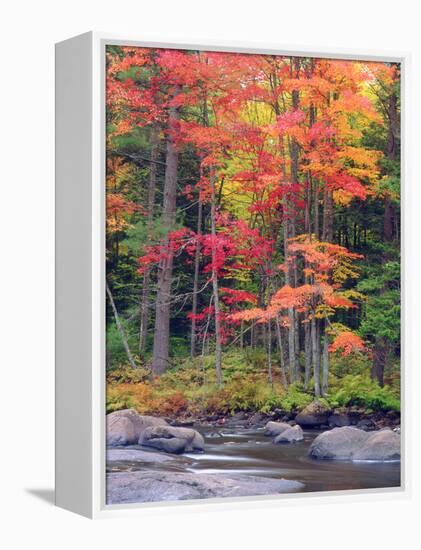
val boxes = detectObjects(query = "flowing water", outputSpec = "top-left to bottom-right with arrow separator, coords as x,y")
108,424 -> 401,494
187,425 -> 401,493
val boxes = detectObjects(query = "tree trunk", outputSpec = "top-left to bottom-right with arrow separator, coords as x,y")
289,58 -> 301,381
139,125 -> 159,355
384,84 -> 399,242
190,197 -> 203,357
107,283 -> 137,369
372,338 -> 386,387
311,316 -> 320,398
267,320 -> 274,387
313,179 -> 319,239
275,316 -> 288,387
322,321 -> 329,396
285,237 -> 296,384
322,186 -> 334,242
210,175 -> 223,386
151,95 -> 179,376
304,320 -> 312,389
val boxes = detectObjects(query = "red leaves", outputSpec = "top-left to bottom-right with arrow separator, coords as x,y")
325,172 -> 367,200
276,109 -> 306,131
220,288 -> 257,305
137,227 -> 195,274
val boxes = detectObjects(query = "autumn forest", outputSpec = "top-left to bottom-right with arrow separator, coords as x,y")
105,47 -> 401,423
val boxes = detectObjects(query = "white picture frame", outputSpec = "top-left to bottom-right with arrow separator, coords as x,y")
55,31 -> 410,518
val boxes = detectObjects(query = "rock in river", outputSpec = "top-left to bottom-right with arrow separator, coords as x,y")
139,425 -> 205,454
274,425 -> 304,444
309,426 -> 400,461
352,429 -> 401,461
106,471 -> 304,504
264,420 -> 291,437
106,409 -> 168,446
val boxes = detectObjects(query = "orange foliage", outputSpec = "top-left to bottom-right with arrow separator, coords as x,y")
329,331 -> 366,356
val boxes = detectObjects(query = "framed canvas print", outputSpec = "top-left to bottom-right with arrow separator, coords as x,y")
55,32 -> 408,518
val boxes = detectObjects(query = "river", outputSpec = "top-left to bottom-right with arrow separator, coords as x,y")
108,423 -> 401,494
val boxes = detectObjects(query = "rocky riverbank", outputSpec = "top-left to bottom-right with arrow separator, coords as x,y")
106,407 -> 401,504
166,401 -> 401,433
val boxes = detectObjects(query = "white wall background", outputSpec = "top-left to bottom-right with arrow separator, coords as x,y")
1,0 -> 419,547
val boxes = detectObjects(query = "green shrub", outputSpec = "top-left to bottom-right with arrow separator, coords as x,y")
329,353 -> 371,377
278,383 -> 314,412
328,374 -> 400,412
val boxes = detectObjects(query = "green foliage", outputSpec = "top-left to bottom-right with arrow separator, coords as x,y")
328,374 -> 400,412
106,323 -> 139,370
329,352 -> 372,377
358,261 -> 400,343
277,383 -> 314,412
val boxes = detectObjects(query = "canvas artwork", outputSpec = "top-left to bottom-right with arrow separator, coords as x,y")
105,46 -> 401,506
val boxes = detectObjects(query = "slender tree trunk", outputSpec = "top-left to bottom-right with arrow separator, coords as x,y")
313,179 -> 319,239
305,172 -> 311,236
384,85 -> 399,242
190,197 -> 203,357
107,283 -> 137,369
311,316 -> 320,398
210,174 -> 223,386
320,182 -> 334,392
294,313 -> 300,381
284,216 -> 296,383
372,337 -> 386,387
304,321 -> 312,389
322,186 -> 334,242
267,320 -> 274,387
151,95 -> 179,376
289,58 -> 301,380
275,316 -> 288,387
322,320 -> 329,396
139,125 -> 159,355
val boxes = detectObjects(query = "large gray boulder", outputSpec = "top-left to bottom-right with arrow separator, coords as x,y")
353,429 -> 400,461
264,421 -> 291,437
106,409 -> 168,446
309,426 -> 400,461
295,400 -> 331,428
139,425 -> 205,454
107,471 -> 304,504
274,425 -> 304,444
